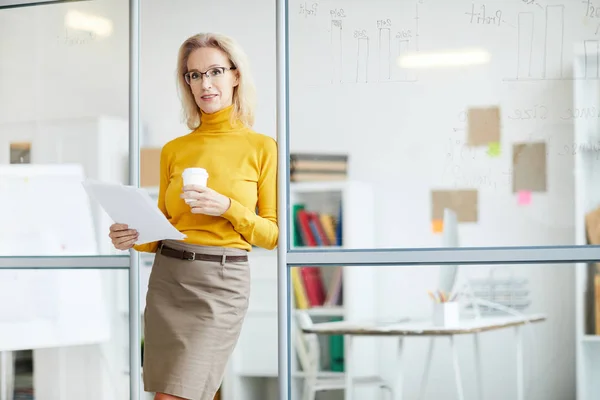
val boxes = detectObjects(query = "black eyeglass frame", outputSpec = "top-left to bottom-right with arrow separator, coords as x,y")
184,66 -> 237,85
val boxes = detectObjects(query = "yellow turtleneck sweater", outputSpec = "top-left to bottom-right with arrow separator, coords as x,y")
133,105 -> 278,253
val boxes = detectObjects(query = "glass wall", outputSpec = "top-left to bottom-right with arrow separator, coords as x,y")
0,1 -> 135,400
0,0 -> 130,257
282,1 -> 600,400
0,262 -> 131,400
286,0 -> 600,250
287,262 -> 577,400
3,0 -> 599,399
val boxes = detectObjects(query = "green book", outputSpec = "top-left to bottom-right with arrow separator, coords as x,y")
329,317 -> 344,372
292,204 -> 305,247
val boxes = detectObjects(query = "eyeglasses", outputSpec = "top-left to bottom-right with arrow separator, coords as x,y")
184,66 -> 236,85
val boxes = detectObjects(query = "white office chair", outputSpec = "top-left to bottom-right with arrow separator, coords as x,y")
293,310 -> 393,400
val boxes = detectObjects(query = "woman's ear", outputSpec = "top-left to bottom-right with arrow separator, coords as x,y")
233,69 -> 240,87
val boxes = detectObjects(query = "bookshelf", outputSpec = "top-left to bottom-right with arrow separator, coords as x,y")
288,180 -> 379,400
574,47 -> 600,400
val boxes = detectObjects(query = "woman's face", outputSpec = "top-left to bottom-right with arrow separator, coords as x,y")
185,47 -> 239,114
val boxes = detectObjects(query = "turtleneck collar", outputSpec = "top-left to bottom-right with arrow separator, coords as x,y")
196,105 -> 242,133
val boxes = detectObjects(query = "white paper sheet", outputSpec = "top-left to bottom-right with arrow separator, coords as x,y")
82,179 -> 186,244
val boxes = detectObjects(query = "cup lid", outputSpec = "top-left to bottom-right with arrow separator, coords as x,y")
183,167 -> 208,175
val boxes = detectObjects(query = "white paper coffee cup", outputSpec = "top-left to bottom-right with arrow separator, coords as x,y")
182,168 -> 208,204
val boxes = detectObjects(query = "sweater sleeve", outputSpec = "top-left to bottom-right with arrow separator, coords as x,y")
133,145 -> 170,253
221,137 -> 279,250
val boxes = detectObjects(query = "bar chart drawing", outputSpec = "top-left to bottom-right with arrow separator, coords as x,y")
330,19 -> 343,84
318,6 -> 420,85
396,38 -> 416,82
542,5 -> 564,79
584,40 -> 600,78
356,36 -> 369,83
516,12 -> 534,79
378,27 -> 391,81
509,5 -> 566,81
415,3 -> 420,52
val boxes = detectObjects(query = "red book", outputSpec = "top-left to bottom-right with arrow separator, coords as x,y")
300,267 -> 326,306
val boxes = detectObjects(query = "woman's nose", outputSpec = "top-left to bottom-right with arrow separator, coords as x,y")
201,77 -> 212,89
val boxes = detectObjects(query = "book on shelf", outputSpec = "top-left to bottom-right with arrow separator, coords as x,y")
290,153 -> 348,182
291,204 -> 343,310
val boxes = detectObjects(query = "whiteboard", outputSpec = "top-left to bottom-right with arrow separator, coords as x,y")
0,164 -> 97,255
289,0 -> 595,248
0,164 -> 110,351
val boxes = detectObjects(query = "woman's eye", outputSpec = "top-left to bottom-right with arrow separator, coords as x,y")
190,72 -> 200,80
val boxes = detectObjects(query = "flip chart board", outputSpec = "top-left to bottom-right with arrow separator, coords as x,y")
0,164 -> 110,351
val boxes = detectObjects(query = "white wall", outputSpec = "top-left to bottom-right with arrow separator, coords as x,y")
0,0 -> 581,399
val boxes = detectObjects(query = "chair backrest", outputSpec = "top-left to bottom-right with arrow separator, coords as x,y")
294,310 -> 321,377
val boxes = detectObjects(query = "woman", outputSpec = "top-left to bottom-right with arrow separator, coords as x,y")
108,32 -> 278,400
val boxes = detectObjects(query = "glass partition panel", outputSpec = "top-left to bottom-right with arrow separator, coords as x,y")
0,265 -> 130,400
288,0 -> 600,250
0,0 -> 130,256
286,262 -> 580,400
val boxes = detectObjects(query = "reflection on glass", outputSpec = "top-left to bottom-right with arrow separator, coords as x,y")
284,263 -> 577,400
288,0 -> 600,249
0,268 -> 129,400
0,0 -> 129,256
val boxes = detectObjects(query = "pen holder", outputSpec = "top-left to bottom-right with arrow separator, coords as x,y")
432,302 -> 460,327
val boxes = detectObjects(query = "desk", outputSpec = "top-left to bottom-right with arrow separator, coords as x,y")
302,313 -> 546,400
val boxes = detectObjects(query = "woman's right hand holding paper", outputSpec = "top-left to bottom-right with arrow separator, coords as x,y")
109,223 -> 139,250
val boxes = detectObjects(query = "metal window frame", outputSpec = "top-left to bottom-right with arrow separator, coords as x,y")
286,246 -> 600,266
0,0 -> 90,10
129,1 -> 141,399
273,0 -> 600,399
0,256 -> 130,269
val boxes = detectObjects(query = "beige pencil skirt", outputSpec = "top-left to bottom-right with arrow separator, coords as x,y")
143,239 -> 251,400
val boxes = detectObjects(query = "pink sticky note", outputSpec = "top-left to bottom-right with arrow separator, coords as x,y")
517,190 -> 532,205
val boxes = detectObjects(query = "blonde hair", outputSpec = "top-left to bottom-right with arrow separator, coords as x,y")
176,32 -> 256,130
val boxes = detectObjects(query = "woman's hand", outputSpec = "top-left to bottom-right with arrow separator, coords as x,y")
109,223 -> 138,250
181,185 -> 231,216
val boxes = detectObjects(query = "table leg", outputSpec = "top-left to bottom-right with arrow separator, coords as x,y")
516,325 -> 524,400
0,352 -> 6,400
449,336 -> 464,400
474,333 -> 484,399
345,335 -> 353,400
417,338 -> 435,400
393,338 -> 404,400
0,351 -> 13,400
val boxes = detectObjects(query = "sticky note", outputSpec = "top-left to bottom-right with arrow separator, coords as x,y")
431,189 -> 478,223
517,190 -> 532,205
512,142 -> 547,193
487,141 -> 501,157
432,219 -> 444,233
467,106 -> 501,146
10,142 -> 31,164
